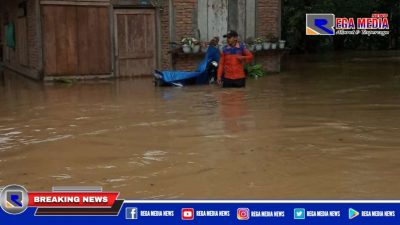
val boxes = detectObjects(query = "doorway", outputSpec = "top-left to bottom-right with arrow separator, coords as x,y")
114,9 -> 156,77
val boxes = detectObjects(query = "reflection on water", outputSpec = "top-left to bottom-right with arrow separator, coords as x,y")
0,51 -> 400,199
218,90 -> 249,133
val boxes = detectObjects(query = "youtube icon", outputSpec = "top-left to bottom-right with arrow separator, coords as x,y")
181,208 -> 194,220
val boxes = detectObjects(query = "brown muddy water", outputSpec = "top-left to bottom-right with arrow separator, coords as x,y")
0,51 -> 400,199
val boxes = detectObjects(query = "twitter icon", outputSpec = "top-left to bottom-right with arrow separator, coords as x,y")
294,208 -> 306,219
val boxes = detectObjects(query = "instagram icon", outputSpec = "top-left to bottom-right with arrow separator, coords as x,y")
237,208 -> 250,220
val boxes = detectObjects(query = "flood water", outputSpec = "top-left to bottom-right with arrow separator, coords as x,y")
0,51 -> 400,199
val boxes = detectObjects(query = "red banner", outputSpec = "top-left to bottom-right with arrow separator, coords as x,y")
28,192 -> 119,207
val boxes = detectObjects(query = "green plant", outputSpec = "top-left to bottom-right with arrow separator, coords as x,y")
244,64 -> 267,78
181,37 -> 199,46
54,77 -> 76,84
254,37 -> 264,44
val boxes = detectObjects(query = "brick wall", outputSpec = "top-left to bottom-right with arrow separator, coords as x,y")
27,0 -> 40,71
173,0 -> 196,41
174,55 -> 201,71
161,0 -> 199,71
254,52 -> 281,72
257,0 -> 280,38
257,0 -> 281,72
173,53 -> 204,71
0,0 -> 41,79
160,0 -> 170,69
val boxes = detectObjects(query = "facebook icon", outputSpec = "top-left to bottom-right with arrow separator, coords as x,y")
125,207 -> 139,220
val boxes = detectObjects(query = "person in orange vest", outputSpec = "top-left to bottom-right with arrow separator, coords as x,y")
217,30 -> 253,88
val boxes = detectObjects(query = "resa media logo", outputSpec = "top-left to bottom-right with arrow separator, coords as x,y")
306,14 -> 335,35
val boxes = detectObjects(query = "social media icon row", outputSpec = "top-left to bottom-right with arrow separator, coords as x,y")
293,208 -> 360,220
125,208 -> 197,220
126,207 -> 249,220
127,207 -> 359,221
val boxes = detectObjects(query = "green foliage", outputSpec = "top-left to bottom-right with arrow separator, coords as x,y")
54,78 -> 76,84
245,64 -> 267,78
254,37 -> 264,44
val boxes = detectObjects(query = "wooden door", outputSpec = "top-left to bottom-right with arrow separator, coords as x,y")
114,9 -> 156,77
42,5 -> 78,76
198,0 -> 228,41
197,0 -> 256,42
42,5 -> 111,76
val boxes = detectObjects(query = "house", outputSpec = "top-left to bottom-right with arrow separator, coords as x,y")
0,0 -> 283,81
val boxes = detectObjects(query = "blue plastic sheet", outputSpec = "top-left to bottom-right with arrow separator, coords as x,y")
157,46 -> 220,84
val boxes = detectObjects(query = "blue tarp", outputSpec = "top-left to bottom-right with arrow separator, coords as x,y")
157,46 -> 220,84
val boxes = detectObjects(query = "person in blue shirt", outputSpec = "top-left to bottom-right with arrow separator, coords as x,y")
207,37 -> 220,62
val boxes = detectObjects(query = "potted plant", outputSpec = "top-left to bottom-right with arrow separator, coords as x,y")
270,36 -> 278,49
191,38 -> 201,53
254,37 -> 264,51
263,34 -> 273,50
181,37 -> 192,53
245,37 -> 255,52
279,40 -> 286,49
244,64 -> 266,79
